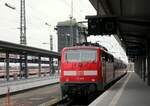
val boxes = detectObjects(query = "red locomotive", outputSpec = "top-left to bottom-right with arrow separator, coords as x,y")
60,43 -> 127,97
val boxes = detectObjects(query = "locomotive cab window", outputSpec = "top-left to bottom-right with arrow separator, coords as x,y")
64,49 -> 97,62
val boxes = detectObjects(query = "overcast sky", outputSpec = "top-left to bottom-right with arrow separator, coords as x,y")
0,0 -> 128,63
0,0 -> 95,49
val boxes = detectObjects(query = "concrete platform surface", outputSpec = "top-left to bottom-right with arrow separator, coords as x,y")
89,72 -> 150,106
0,76 -> 59,95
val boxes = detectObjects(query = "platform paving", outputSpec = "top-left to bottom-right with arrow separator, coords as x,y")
89,72 -> 150,106
0,75 -> 59,95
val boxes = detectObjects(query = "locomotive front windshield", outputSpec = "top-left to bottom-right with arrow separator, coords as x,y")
64,49 -> 97,62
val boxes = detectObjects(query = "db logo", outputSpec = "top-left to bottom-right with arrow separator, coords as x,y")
77,71 -> 84,76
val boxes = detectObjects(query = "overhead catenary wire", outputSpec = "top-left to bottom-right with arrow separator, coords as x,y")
61,0 -> 85,20
2,0 -> 47,29
1,0 -> 85,29
0,0 -> 87,33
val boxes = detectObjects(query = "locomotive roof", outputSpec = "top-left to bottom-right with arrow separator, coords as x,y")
63,46 -> 106,51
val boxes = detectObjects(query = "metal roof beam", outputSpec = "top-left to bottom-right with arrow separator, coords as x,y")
118,17 -> 150,26
0,40 -> 60,58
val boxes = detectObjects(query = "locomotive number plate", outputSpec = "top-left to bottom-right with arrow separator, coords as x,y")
77,71 -> 84,76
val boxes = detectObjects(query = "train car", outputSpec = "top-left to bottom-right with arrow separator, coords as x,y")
0,66 -> 50,78
60,43 -> 127,97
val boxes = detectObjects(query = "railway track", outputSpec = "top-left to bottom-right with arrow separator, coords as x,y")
51,96 -> 73,106
52,93 -> 100,106
52,74 -> 127,106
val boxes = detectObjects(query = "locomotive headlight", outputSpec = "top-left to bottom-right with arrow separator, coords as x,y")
91,79 -> 96,82
65,79 -> 69,82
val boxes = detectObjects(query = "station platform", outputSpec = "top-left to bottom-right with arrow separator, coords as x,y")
89,72 -> 150,106
0,75 -> 59,96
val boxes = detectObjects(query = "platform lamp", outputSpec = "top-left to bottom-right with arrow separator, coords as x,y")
44,22 -> 54,75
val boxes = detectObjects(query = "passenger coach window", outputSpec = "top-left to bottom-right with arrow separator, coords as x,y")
64,49 -> 97,62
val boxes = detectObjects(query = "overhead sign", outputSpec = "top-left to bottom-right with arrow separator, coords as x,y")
126,47 -> 145,56
86,16 -> 117,35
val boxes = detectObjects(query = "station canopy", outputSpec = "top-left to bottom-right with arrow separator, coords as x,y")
89,0 -> 150,59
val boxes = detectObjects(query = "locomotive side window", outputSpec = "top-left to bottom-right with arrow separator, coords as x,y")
101,51 -> 109,62
101,51 -> 106,62
105,53 -> 109,62
64,49 -> 97,62
101,51 -> 114,63
110,55 -> 114,62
